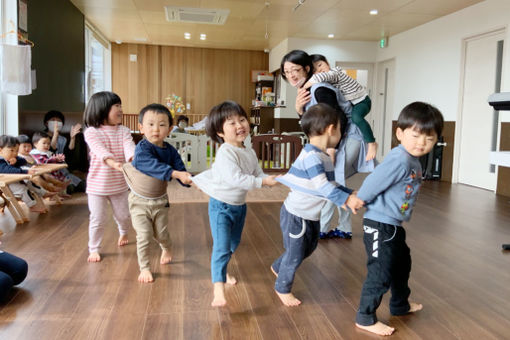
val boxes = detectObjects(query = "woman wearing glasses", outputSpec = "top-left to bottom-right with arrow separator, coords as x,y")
280,49 -> 375,240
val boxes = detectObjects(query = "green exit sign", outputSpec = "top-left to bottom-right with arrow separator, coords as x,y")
380,36 -> 388,48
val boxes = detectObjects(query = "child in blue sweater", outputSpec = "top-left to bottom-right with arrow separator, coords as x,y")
355,102 -> 444,336
122,103 -> 192,283
273,103 -> 364,306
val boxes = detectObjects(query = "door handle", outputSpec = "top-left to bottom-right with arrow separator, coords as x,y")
437,142 -> 447,146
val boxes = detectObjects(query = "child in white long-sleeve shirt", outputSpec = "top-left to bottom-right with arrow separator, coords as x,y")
192,101 -> 278,307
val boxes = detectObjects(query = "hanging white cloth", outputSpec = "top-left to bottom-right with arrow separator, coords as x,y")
0,44 -> 32,95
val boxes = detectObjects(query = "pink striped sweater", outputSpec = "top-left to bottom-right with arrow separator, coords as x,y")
84,125 -> 135,196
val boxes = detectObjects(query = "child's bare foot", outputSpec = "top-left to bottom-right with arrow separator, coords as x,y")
276,291 -> 301,307
409,302 -> 423,312
356,321 -> 395,336
138,269 -> 154,283
88,252 -> 101,262
366,142 -> 378,161
211,282 -> 227,307
270,266 -> 278,277
29,205 -> 47,213
118,235 -> 129,246
226,273 -> 237,285
43,191 -> 58,198
160,249 -> 172,264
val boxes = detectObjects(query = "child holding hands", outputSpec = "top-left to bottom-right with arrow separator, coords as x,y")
273,103 -> 364,306
83,91 -> 135,263
122,104 -> 192,283
355,102 -> 443,336
192,101 -> 278,307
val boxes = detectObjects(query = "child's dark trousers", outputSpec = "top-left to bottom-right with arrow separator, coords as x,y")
356,218 -> 411,326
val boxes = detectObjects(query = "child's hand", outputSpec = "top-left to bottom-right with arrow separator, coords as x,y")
55,154 -> 66,162
105,158 -> 123,172
27,168 -> 37,175
303,79 -> 315,89
262,175 -> 279,187
342,193 -> 364,214
8,157 -> 16,165
172,170 -> 192,185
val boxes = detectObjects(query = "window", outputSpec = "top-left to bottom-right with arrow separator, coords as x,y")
85,22 -> 111,103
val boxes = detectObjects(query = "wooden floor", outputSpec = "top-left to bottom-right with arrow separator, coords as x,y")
0,181 -> 510,339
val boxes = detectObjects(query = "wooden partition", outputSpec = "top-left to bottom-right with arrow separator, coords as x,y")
112,44 -> 268,117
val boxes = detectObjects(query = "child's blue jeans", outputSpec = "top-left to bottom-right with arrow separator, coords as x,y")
208,197 -> 247,283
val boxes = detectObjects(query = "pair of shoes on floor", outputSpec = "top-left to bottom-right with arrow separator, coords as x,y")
319,229 -> 340,239
333,229 -> 352,239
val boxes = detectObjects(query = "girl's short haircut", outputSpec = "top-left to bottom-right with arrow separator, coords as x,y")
44,110 -> 65,126
206,101 -> 248,144
301,103 -> 340,137
310,54 -> 329,66
0,135 -> 20,148
17,134 -> 31,144
32,131 -> 50,145
83,91 -> 122,128
138,103 -> 173,126
397,101 -> 444,137
280,49 -> 314,82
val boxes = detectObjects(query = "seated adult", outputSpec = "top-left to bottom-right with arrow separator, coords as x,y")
43,110 -> 88,193
0,247 -> 28,303
171,115 -> 190,133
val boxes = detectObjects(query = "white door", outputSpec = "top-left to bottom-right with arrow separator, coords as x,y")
458,30 -> 505,190
374,59 -> 395,159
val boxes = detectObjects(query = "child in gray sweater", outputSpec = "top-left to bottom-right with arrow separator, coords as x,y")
355,101 -> 444,336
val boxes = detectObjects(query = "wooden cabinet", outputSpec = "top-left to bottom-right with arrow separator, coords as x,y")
250,106 -> 275,134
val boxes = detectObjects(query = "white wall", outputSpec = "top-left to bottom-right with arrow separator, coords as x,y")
376,0 -> 510,121
269,38 -> 377,118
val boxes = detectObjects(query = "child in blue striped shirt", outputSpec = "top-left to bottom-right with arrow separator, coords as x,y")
273,103 -> 364,306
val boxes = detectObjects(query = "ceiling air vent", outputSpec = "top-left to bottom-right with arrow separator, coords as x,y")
165,7 -> 230,25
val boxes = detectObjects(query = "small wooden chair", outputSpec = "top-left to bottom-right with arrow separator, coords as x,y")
251,134 -> 302,173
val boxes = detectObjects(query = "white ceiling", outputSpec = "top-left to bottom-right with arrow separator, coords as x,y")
70,0 -> 484,51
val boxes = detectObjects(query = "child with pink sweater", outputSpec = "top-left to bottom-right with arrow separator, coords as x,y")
83,91 -> 135,262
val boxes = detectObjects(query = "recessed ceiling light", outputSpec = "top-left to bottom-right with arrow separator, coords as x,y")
369,9 -> 378,15
200,33 -> 206,40
115,40 -> 122,44
328,34 -> 334,38
134,37 -> 147,42
184,32 -> 191,39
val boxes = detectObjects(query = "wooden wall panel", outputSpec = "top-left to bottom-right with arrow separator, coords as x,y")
112,44 -> 161,116
112,44 -> 268,117
496,122 -> 510,197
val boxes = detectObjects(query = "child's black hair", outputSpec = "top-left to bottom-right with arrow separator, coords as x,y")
83,91 -> 122,128
206,101 -> 249,144
32,131 -> 50,145
44,110 -> 65,126
280,50 -> 314,83
17,134 -> 31,144
0,135 -> 20,148
310,54 -> 329,66
397,101 -> 444,137
138,103 -> 173,126
301,103 -> 340,138
176,115 -> 189,124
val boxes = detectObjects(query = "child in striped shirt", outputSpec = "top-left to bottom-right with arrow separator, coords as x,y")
304,54 -> 377,161
83,91 -> 136,263
273,103 -> 364,307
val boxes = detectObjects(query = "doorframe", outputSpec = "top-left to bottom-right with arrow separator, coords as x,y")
335,61 -> 376,97
453,27 -> 506,184
374,58 -> 396,159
